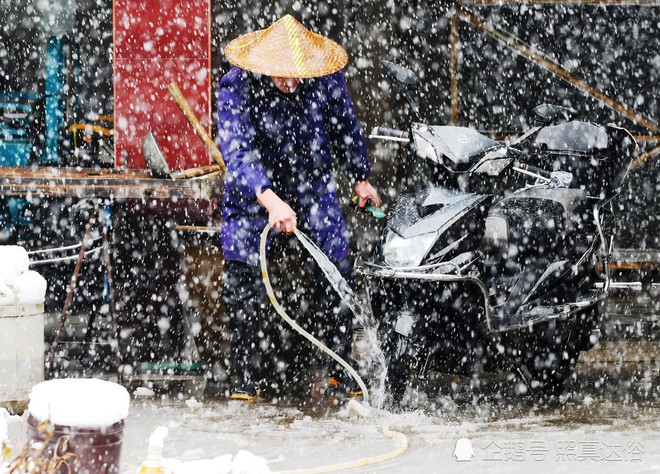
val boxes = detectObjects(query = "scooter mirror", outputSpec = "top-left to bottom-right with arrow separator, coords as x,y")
381,60 -> 423,120
381,60 -> 419,91
532,104 -> 576,125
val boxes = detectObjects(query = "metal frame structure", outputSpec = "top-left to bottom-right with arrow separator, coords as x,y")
449,0 -> 659,271
449,0 -> 660,167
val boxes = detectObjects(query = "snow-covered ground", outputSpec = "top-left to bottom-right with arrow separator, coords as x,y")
113,354 -> 660,474
4,354 -> 659,473
118,392 -> 660,473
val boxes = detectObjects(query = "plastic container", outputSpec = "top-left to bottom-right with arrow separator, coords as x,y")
27,379 -> 130,474
0,247 -> 46,413
0,309 -> 44,412
27,415 -> 125,474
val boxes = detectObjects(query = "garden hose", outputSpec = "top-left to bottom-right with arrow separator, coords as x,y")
277,428 -> 408,474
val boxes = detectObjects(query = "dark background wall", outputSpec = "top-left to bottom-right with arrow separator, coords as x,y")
1,0 -> 658,250
0,0 -> 113,115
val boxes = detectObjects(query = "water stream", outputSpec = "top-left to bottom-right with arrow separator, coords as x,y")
294,229 -> 388,408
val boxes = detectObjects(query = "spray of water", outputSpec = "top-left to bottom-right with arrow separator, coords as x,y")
294,230 -> 388,408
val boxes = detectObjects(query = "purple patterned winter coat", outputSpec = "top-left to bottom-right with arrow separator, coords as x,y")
216,67 -> 371,266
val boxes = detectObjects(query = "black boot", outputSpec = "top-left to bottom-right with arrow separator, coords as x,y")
223,260 -> 263,402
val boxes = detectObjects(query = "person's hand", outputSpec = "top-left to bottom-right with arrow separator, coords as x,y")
354,180 -> 381,208
257,189 -> 297,234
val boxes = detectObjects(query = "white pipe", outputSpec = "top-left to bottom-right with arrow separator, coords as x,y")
277,428 -> 408,474
259,225 -> 413,473
26,237 -> 102,255
30,247 -> 101,265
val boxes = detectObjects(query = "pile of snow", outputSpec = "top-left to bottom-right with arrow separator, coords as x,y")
141,425 -> 272,474
0,246 -> 46,307
344,399 -> 371,418
184,397 -> 202,409
166,450 -> 271,474
133,386 -> 156,397
147,426 -> 169,452
28,379 -> 130,428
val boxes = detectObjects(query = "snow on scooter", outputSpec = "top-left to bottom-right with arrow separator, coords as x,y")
358,60 -> 637,404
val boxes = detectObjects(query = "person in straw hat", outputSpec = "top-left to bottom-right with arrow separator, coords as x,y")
217,14 -> 380,401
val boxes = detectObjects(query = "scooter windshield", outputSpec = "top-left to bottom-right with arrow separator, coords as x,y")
388,187 -> 485,238
412,124 -> 499,171
535,121 -> 609,153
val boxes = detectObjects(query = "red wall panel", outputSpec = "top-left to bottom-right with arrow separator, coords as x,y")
113,0 -> 211,170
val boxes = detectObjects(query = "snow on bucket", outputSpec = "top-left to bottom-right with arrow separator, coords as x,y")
0,245 -> 47,414
25,379 -> 130,474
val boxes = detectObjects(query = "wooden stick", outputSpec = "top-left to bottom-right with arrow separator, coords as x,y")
176,225 -> 222,232
172,164 -> 222,179
166,82 -> 227,173
99,207 -> 123,383
459,9 -> 659,133
189,170 -> 222,180
630,144 -> 660,170
184,164 -> 221,178
46,216 -> 94,378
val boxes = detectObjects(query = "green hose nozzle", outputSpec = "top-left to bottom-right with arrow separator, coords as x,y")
351,196 -> 385,219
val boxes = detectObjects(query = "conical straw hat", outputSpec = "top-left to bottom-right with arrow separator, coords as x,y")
224,15 -> 348,78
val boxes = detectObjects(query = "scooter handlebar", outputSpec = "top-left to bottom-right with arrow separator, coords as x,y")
515,162 -> 553,180
370,126 -> 410,140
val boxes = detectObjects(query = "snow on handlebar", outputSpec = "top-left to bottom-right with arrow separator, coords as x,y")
513,164 -> 574,188
513,162 -> 553,181
369,126 -> 410,142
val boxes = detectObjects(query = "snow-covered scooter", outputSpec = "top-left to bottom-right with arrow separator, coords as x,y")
358,60 -> 637,403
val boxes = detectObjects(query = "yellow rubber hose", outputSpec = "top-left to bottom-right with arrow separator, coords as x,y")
277,429 -> 408,474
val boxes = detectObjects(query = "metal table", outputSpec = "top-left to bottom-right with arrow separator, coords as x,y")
0,166 -> 219,200
0,166 -> 221,382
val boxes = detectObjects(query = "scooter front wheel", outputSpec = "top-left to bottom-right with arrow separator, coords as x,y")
385,333 -> 414,406
524,309 -> 598,397
526,349 -> 580,397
